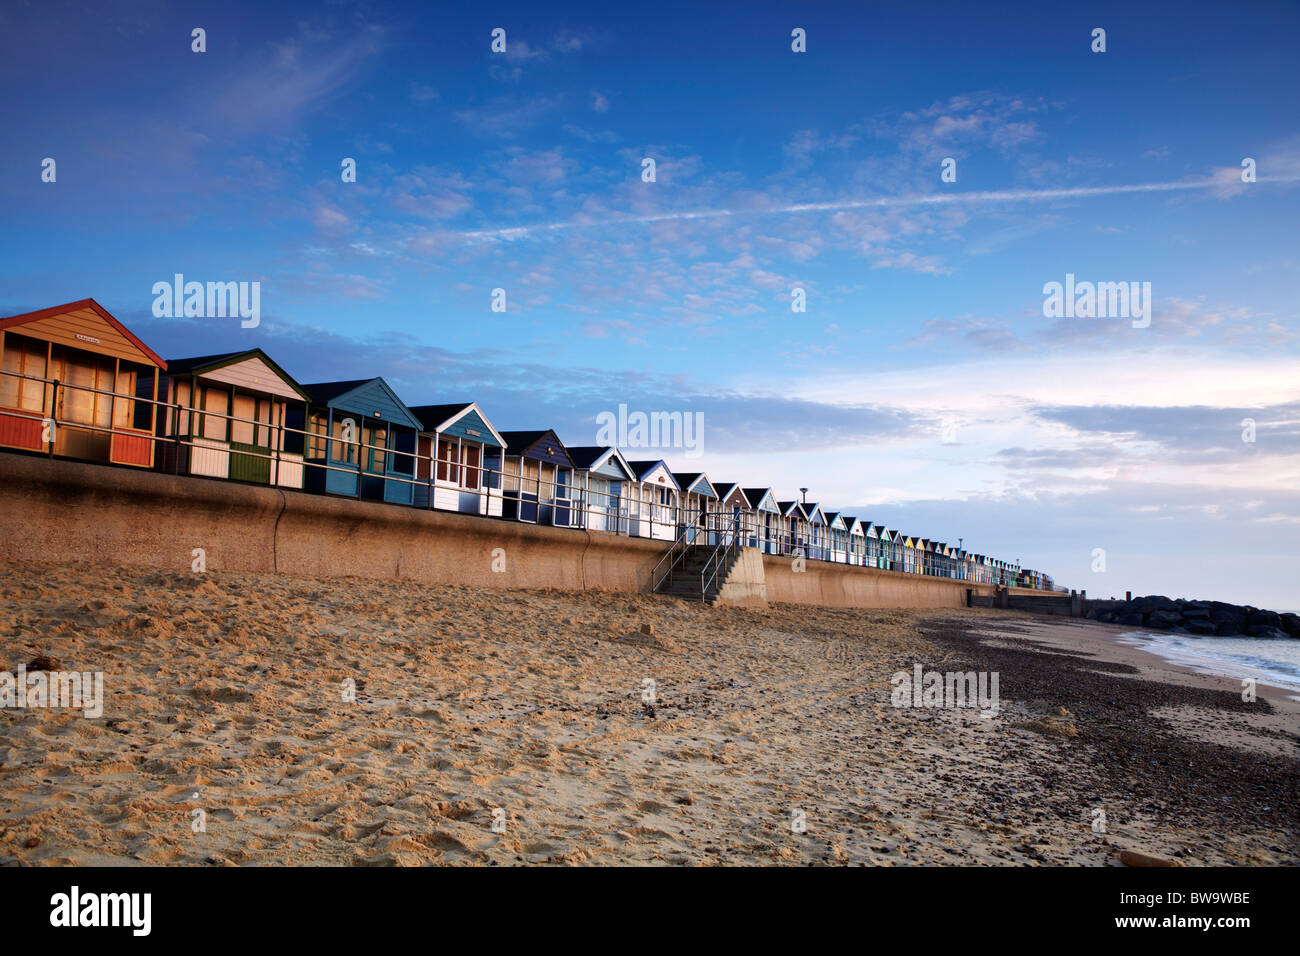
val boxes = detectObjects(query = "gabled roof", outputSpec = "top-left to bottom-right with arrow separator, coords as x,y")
566,445 -> 636,481
803,502 -> 825,524
165,348 -> 310,400
824,511 -> 846,530
742,487 -> 779,511
779,500 -> 801,517
1,297 -> 167,369
842,516 -> 863,535
501,429 -> 570,460
672,472 -> 717,498
408,402 -> 474,428
626,459 -> 681,489
717,482 -> 751,508
301,378 -> 424,430
408,402 -> 505,448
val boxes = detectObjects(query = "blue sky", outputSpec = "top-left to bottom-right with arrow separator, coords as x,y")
2,0 -> 1298,607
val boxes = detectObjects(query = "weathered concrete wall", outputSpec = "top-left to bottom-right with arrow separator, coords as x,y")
763,554 -> 978,609
715,547 -> 768,607
0,452 -> 662,592
0,453 -> 1048,609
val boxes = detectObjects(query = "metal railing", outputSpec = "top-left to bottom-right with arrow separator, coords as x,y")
650,525 -> 694,592
699,514 -> 744,600
0,367 -> 1053,590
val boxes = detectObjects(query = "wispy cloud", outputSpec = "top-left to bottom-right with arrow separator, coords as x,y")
449,174 -> 1300,243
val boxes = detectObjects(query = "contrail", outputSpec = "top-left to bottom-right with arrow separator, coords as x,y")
452,174 -> 1298,242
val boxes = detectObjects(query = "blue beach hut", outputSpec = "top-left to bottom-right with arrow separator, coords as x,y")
493,430 -> 576,526
297,378 -> 422,505
408,402 -> 505,516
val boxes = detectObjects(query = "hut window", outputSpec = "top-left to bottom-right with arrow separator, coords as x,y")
308,413 -> 330,458
201,386 -> 229,440
59,353 -> 114,427
112,367 -> 137,430
436,438 -> 458,483
364,424 -> 387,472
230,393 -> 257,445
503,457 -> 520,492
330,418 -> 358,464
463,444 -> 480,490
256,398 -> 273,447
1,335 -> 48,413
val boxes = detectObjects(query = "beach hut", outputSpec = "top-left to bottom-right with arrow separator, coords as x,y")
0,299 -> 165,467
493,430 -> 576,527
903,535 -> 918,574
876,527 -> 892,569
712,481 -> 753,546
824,512 -> 849,564
843,517 -> 865,565
778,501 -> 806,557
159,349 -> 310,487
672,472 -> 718,544
742,488 -> 782,553
567,445 -> 636,534
809,504 -> 829,561
625,460 -> 681,540
408,403 -> 505,517
297,379 -> 422,505
864,522 -> 881,567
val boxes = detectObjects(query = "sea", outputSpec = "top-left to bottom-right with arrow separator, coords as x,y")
1117,628 -> 1300,701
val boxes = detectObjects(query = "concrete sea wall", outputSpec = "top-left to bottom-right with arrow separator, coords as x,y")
0,453 -> 1041,610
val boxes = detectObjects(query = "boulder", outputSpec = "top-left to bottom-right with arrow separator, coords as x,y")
1281,613 -> 1300,638
1117,612 -> 1144,626
1208,601 -> 1247,623
1214,621 -> 1239,637
1184,620 -> 1217,636
1245,625 -> 1289,640
1247,609 -> 1283,629
1146,609 -> 1182,630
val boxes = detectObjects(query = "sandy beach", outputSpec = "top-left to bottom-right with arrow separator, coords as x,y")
1,561 -> 1295,866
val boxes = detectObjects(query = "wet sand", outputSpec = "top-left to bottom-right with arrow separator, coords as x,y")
0,562 -> 1295,865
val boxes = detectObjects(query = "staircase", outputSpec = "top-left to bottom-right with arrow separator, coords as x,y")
654,543 -> 743,604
